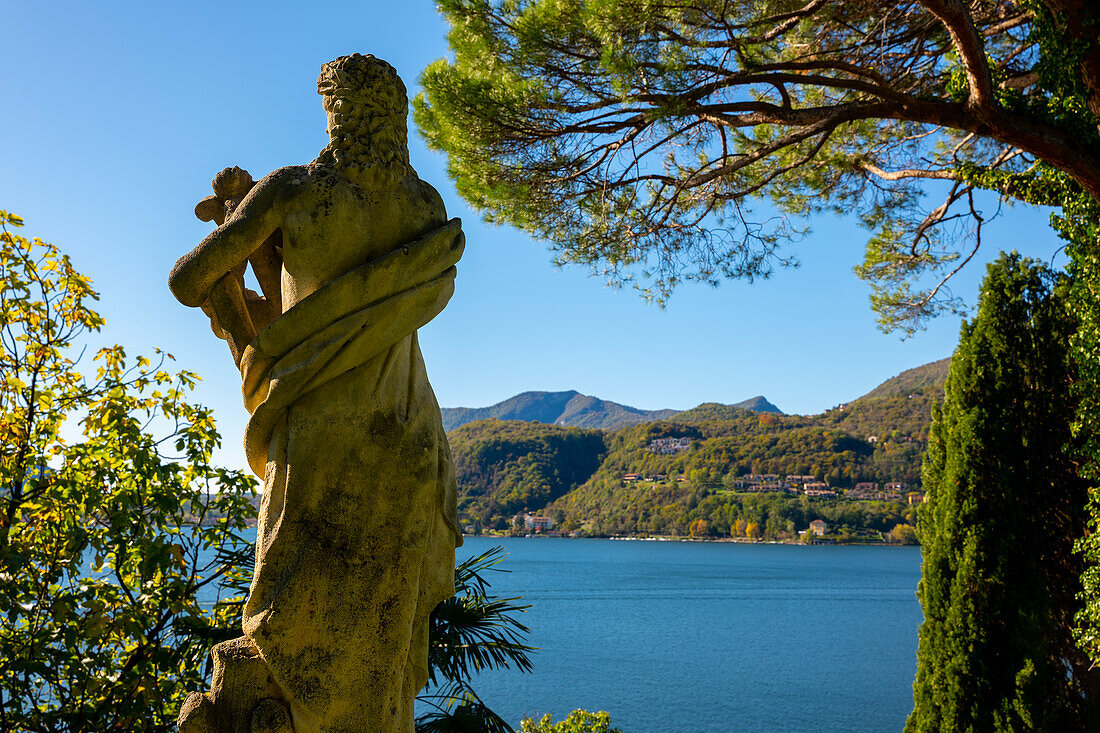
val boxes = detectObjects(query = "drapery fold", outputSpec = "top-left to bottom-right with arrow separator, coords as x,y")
233,219 -> 464,731
239,218 -> 464,537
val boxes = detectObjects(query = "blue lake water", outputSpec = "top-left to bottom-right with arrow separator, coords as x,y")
214,533 -> 922,731
446,537 -> 923,733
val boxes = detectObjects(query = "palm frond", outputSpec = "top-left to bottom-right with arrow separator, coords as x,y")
417,546 -> 536,733
416,680 -> 514,733
426,546 -> 536,686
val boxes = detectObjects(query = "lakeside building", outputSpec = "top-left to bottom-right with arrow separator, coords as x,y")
809,519 -> 828,536
513,513 -> 555,532
615,468 -> 915,502
846,485 -> 910,501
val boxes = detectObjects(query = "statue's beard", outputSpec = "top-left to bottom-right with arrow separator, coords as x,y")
318,116 -> 413,188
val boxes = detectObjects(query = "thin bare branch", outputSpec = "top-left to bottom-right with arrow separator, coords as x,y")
861,163 -> 962,181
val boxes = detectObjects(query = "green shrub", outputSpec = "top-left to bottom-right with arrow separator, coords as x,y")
521,710 -> 622,733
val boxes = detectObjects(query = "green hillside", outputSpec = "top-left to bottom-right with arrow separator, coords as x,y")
551,477 -> 916,541
448,419 -> 607,527
546,401 -> 922,538
448,360 -> 947,539
852,357 -> 950,402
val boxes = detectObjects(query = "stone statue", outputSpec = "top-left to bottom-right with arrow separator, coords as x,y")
169,54 -> 464,733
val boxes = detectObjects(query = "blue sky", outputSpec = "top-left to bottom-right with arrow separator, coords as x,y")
2,1 -> 1065,471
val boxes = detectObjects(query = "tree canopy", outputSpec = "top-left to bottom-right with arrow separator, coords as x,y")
416,0 -> 1100,330
0,210 -> 257,731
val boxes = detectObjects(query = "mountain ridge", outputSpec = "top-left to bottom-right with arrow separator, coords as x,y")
441,357 -> 948,433
441,390 -> 781,431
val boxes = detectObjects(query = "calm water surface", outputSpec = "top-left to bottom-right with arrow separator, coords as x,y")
448,537 -> 922,733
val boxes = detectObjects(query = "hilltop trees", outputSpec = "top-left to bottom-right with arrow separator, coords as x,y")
449,420 -> 607,528
908,253 -> 1098,731
0,210 -> 257,731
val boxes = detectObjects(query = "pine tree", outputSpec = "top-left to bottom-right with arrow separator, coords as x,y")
907,253 -> 1098,732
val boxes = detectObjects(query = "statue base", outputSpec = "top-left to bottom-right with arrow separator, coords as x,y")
178,637 -> 292,733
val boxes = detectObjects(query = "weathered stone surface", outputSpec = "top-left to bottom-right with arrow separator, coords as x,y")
169,54 -> 462,733
178,692 -> 214,733
178,637 -> 290,733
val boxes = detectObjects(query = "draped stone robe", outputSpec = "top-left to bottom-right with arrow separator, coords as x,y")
236,220 -> 464,732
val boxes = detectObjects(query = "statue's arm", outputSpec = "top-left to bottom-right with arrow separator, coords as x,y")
170,169 -> 296,307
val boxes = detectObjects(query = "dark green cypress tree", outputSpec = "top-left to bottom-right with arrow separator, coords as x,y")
906,252 -> 1098,732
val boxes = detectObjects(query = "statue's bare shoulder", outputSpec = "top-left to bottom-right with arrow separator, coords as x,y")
173,53 -> 465,733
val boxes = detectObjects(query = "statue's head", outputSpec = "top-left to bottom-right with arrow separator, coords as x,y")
315,54 -> 413,188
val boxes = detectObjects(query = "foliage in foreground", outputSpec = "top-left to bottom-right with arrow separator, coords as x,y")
0,210 -> 257,732
0,210 -> 540,732
907,253 -> 1098,731
520,711 -> 622,733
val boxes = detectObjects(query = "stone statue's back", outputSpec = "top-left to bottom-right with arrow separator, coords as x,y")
171,54 -> 463,733
260,164 -> 447,310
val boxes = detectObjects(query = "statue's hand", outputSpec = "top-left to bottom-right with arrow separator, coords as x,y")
198,260 -> 258,367
200,298 -> 229,340
244,288 -> 279,334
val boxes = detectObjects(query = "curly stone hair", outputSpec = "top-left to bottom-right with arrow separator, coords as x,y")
314,54 -> 414,188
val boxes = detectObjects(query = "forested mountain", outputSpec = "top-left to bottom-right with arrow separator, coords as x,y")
852,358 -> 950,402
448,420 -> 607,522
441,390 -> 782,431
726,395 -> 781,413
448,360 -> 946,539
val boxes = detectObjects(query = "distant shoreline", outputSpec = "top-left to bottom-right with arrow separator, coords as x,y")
466,533 -> 919,547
